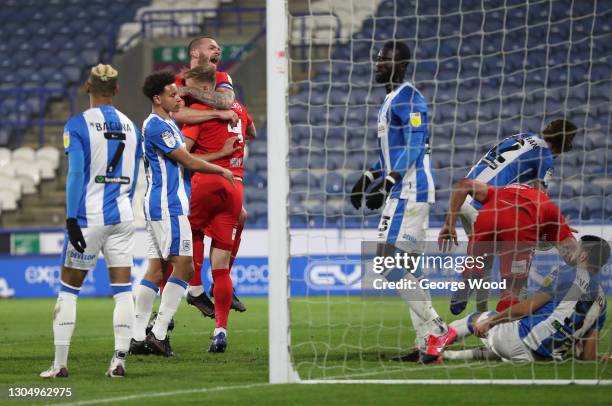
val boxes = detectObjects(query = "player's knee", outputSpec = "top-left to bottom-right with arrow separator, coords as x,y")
60,266 -> 87,288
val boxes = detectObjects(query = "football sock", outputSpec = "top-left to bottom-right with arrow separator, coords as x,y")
111,284 -> 134,352
449,313 -> 476,340
189,232 -> 205,294
152,277 -> 187,340
53,282 -> 80,369
212,268 -> 232,329
133,279 -> 158,342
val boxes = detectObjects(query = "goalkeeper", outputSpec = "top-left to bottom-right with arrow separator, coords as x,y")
350,41 -> 454,362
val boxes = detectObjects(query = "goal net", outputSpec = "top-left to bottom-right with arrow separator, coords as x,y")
267,0 -> 612,383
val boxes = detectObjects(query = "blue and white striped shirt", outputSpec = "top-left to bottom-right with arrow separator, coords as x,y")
519,265 -> 606,360
63,106 -> 141,227
142,113 -> 191,221
374,81 -> 434,202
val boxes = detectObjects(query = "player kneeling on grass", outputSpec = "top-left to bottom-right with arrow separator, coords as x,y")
130,71 -> 235,357
443,235 -> 609,363
41,64 -> 142,378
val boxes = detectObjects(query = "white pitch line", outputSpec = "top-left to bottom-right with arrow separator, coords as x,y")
51,382 -> 269,406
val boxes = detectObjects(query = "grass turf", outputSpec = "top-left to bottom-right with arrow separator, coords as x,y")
1,297 -> 611,405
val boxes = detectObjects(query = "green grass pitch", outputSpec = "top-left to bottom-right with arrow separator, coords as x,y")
1,297 -> 612,405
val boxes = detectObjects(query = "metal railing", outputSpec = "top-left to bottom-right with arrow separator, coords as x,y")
0,87 -> 78,147
118,7 -> 266,52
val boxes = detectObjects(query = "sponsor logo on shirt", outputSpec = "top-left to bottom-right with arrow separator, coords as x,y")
161,131 -> 176,148
230,157 -> 242,168
95,176 -> 131,184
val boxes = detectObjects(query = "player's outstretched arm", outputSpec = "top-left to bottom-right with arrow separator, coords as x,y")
168,147 -> 235,185
474,292 -> 551,337
174,106 -> 238,126
438,178 -> 489,250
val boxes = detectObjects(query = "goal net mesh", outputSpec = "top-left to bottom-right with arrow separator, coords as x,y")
284,0 -> 611,381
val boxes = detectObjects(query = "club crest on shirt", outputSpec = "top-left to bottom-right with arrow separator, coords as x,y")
410,112 -> 422,127
161,131 -> 176,148
63,131 -> 70,149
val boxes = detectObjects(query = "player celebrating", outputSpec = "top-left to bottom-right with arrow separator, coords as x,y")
167,35 -> 248,315
40,64 -> 141,378
438,179 -> 578,315
180,64 -> 253,352
443,235 -> 609,363
453,120 -> 577,314
130,71 -> 234,357
350,41 -> 455,362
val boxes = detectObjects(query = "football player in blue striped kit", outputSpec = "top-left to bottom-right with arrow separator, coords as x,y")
130,71 -> 234,357
443,235 -> 609,363
41,64 -> 142,378
350,41 -> 455,362
452,119 -> 577,315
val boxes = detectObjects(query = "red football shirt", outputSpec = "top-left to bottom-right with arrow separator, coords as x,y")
182,101 -> 251,178
482,184 -> 573,242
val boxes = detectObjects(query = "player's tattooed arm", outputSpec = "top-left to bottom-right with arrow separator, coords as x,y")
174,107 -> 237,126
178,86 -> 234,110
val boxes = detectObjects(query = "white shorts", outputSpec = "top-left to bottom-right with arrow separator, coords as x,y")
62,221 -> 135,270
377,199 -> 429,245
146,215 -> 193,260
459,200 -> 479,236
478,312 -> 534,362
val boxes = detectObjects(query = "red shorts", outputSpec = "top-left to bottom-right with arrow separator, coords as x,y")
466,200 -> 537,280
189,174 -> 243,251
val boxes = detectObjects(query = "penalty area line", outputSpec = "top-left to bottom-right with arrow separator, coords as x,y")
50,382 -> 270,406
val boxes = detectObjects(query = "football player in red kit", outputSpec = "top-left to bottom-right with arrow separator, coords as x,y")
180,64 -> 254,352
438,179 -> 577,312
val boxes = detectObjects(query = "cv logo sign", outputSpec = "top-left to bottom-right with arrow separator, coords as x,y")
304,261 -> 362,291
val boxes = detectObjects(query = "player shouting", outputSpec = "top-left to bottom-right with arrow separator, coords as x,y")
180,64 -> 254,352
350,41 -> 455,362
162,35 -> 248,316
454,119 -> 578,314
438,179 -> 578,315
130,71 -> 234,357
41,64 -> 141,378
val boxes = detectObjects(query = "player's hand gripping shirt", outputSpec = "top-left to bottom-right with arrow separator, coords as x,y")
467,132 -> 554,187
182,101 -> 251,178
374,82 -> 434,202
63,105 -> 142,227
142,113 -> 191,220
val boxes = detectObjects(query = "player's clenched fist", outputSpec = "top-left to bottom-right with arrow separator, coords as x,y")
66,218 -> 86,253
365,175 -> 396,210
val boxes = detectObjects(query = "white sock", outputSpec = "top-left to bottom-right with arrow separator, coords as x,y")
188,284 -> 204,296
53,283 -> 80,368
393,272 -> 447,335
214,327 -> 227,337
152,277 -> 187,340
111,286 -> 134,352
133,280 -> 158,342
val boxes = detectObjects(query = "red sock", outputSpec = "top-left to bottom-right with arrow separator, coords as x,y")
189,231 -> 205,287
212,268 -> 232,328
229,222 -> 244,270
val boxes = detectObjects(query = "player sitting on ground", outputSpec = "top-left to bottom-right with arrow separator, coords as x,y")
453,119 -> 578,314
443,235 -> 609,363
130,71 -> 234,357
439,179 -> 577,314
40,64 -> 141,378
180,64 -> 253,352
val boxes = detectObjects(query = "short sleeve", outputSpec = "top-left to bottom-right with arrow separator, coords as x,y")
480,185 -> 497,205
182,124 -> 200,143
147,120 -> 181,155
537,150 -> 554,187
63,116 -> 85,155
541,200 -> 574,242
